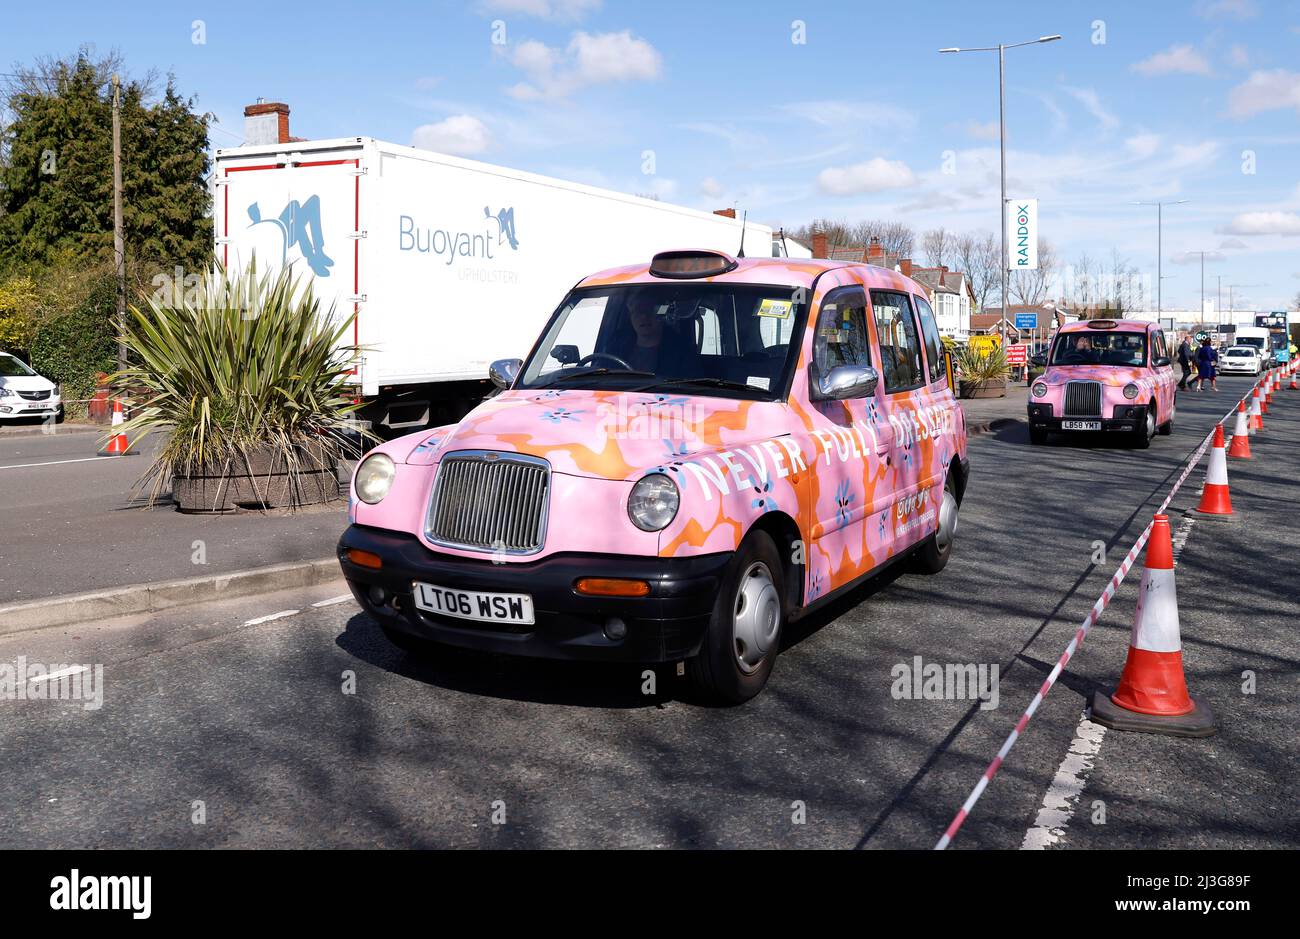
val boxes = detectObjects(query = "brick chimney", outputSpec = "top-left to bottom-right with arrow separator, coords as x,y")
244,100 -> 291,145
713,208 -> 736,219
867,235 -> 883,261
811,230 -> 828,258
900,258 -> 912,278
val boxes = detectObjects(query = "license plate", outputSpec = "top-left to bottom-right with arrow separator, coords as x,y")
1062,420 -> 1101,431
413,581 -> 534,625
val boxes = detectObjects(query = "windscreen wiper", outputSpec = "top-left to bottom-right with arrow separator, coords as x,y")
538,367 -> 656,386
631,376 -> 765,394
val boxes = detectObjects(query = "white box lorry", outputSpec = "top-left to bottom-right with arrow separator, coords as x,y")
212,137 -> 772,435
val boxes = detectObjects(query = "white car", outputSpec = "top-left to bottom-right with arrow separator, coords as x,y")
0,352 -> 63,422
1219,345 -> 1262,376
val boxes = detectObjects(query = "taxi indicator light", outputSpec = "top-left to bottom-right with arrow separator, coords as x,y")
575,577 -> 651,598
346,548 -> 384,570
1086,319 -> 1119,329
649,250 -> 738,279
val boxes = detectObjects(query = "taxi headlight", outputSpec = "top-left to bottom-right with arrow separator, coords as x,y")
1032,382 -> 1048,398
628,474 -> 679,532
354,453 -> 396,504
1122,383 -> 1140,399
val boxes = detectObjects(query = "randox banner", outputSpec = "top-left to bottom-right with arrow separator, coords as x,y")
1007,199 -> 1038,271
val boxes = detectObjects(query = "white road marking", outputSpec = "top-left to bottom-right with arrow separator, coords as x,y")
311,594 -> 354,608
1021,714 -> 1107,849
28,665 -> 89,685
0,456 -> 116,471
1021,514 -> 1198,849
241,609 -> 299,627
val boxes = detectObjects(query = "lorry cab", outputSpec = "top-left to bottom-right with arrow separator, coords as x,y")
338,249 -> 970,703
1027,319 -> 1176,448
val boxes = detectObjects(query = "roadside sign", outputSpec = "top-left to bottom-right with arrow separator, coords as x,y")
1015,313 -> 1038,330
1006,343 -> 1028,365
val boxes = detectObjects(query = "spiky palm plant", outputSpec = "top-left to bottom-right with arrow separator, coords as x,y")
112,262 -> 369,508
954,343 -> 1010,396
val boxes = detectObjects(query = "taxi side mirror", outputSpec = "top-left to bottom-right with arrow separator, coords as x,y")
814,364 -> 879,400
1154,355 -> 1171,367
489,358 -> 522,389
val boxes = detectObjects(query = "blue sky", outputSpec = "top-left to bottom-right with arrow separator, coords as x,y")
7,0 -> 1300,310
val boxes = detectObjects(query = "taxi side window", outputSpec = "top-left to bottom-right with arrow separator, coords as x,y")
812,288 -> 871,374
870,290 -> 924,392
1152,330 -> 1168,364
913,295 -> 945,385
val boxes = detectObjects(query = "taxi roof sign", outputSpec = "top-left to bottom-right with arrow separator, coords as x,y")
649,250 -> 738,279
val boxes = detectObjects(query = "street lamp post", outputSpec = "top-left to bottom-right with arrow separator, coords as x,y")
941,34 -> 1061,349
1132,200 -> 1188,318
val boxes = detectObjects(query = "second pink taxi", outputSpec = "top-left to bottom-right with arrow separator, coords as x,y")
338,249 -> 969,703
1027,318 -> 1177,448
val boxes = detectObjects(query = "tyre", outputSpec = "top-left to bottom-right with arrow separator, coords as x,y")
910,475 -> 960,575
1029,426 -> 1048,445
1132,405 -> 1156,449
686,530 -> 785,705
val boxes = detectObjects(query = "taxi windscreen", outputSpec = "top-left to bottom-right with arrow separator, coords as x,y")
1050,331 -> 1147,367
517,284 -> 806,399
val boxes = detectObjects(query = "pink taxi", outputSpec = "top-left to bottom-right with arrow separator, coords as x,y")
338,249 -> 970,703
1027,319 -> 1177,448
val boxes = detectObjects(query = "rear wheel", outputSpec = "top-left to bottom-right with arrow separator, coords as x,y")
686,530 -> 785,705
910,475 -> 960,574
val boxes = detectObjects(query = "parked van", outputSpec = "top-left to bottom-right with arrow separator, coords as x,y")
338,250 -> 970,702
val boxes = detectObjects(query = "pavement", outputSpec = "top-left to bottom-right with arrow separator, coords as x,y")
958,382 -> 1032,434
0,374 -> 1294,849
0,427 -> 350,605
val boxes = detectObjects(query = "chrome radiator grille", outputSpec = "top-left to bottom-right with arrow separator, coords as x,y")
16,389 -> 50,401
426,452 -> 549,553
1063,380 -> 1102,416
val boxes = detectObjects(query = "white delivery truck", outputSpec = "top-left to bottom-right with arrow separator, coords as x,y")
213,137 -> 772,436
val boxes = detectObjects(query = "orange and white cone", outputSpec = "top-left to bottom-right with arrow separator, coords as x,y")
1191,424 -> 1236,520
98,399 -> 131,457
1248,388 -> 1263,431
1090,514 -> 1216,737
1259,379 -> 1270,413
1227,401 -> 1252,459
1289,372 -> 1298,391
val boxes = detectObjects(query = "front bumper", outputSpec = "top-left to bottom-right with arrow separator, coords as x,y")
337,525 -> 731,662
0,398 -> 60,418
1027,402 -> 1148,433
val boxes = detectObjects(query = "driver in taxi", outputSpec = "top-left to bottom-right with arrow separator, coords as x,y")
626,292 -> 665,372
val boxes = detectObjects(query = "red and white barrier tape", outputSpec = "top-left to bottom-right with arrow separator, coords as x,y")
934,396 -> 1244,850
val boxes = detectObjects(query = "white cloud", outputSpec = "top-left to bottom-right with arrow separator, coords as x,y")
1227,69 -> 1300,118
700,176 -> 724,199
507,30 -> 662,99
411,115 -> 492,155
816,158 -> 917,196
479,0 -> 600,19
1063,87 -> 1120,130
778,100 -> 915,131
1131,44 -> 1212,77
1229,44 -> 1250,68
1219,238 -> 1249,250
1171,250 -> 1224,264
1219,211 -> 1300,236
1126,133 -> 1162,158
965,120 -> 999,141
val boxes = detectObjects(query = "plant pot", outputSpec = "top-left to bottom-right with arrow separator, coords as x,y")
171,441 -> 341,513
959,379 -> 1008,399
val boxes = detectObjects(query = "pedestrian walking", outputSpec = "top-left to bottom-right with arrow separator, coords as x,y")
1176,333 -> 1193,390
1195,336 -> 1218,391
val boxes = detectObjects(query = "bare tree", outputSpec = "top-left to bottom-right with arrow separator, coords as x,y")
1009,238 -> 1057,308
921,228 -> 950,267
853,219 -> 915,258
954,231 -> 999,311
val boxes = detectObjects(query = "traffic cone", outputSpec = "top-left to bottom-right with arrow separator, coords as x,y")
1259,380 -> 1270,413
1090,514 -> 1216,737
1227,401 -> 1252,459
1190,424 -> 1236,521
1289,372 -> 1298,391
98,399 -> 130,457
1248,388 -> 1263,431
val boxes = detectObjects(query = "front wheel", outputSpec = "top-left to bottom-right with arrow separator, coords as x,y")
1132,406 -> 1156,449
686,530 -> 785,705
910,477 -> 960,575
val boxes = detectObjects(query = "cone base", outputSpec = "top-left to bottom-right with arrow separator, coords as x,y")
1090,690 -> 1217,738
1189,506 -> 1238,522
